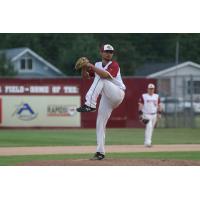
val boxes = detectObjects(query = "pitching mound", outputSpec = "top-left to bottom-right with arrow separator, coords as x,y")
18,159 -> 200,166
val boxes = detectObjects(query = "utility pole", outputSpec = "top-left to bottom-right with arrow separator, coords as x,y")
175,39 -> 179,65
174,39 -> 179,127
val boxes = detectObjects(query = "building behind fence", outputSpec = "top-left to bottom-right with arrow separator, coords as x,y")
136,61 -> 200,128
157,75 -> 200,128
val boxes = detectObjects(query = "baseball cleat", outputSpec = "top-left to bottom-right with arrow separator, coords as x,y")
76,105 -> 96,112
90,152 -> 105,160
145,144 -> 152,148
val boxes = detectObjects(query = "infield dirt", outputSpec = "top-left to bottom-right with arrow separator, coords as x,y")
1,144 -> 200,156
1,144 -> 200,166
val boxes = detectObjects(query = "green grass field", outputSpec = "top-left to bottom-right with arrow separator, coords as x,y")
0,128 -> 199,147
0,128 -> 200,165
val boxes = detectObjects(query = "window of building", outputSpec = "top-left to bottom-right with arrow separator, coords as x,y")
28,59 -> 32,70
187,81 -> 200,94
20,59 -> 26,70
20,58 -> 33,70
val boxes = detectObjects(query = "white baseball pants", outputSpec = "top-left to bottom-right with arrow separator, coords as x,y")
143,114 -> 157,146
85,78 -> 125,154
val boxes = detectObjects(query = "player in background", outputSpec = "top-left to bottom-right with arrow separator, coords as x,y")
138,83 -> 162,147
76,44 -> 126,160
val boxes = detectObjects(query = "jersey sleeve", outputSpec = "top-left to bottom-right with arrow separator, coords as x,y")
88,68 -> 95,77
138,95 -> 144,104
106,61 -> 119,78
158,96 -> 161,104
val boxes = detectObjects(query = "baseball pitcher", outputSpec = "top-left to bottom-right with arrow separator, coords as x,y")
138,83 -> 162,147
75,44 -> 126,160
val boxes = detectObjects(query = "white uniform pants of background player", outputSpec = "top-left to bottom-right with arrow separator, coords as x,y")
85,78 -> 125,154
143,114 -> 157,146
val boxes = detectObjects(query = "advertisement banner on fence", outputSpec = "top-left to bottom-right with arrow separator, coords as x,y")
1,96 -> 80,127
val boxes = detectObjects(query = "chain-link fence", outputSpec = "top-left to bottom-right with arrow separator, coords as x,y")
157,75 -> 200,128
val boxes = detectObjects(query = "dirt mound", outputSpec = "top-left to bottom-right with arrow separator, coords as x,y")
18,159 -> 200,166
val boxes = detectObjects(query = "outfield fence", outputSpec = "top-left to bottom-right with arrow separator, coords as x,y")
0,77 -> 156,128
1,76 -> 200,129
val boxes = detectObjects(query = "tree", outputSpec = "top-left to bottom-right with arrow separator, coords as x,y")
1,33 -> 200,76
63,34 -> 100,75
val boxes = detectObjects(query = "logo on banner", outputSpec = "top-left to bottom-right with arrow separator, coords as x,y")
47,105 -> 77,117
12,102 -> 38,121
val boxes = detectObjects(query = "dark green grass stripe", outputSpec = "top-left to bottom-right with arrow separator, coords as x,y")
0,128 -> 200,147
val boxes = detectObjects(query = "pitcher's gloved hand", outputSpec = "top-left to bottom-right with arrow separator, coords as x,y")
75,57 -> 89,70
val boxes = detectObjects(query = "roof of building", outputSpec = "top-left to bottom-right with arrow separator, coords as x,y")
0,47 -> 65,76
135,62 -> 175,76
0,47 -> 28,60
135,61 -> 200,77
147,61 -> 200,78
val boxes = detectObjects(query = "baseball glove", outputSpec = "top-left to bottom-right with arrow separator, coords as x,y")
138,110 -> 149,125
140,117 -> 149,125
75,57 -> 89,70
